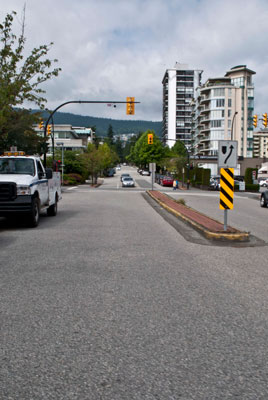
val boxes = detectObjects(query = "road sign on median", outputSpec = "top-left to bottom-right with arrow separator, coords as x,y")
219,168 -> 234,210
218,140 -> 238,169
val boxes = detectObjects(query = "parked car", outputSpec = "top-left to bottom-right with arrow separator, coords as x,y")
120,173 -> 130,181
260,190 -> 268,207
210,176 -> 220,190
259,179 -> 268,187
116,165 -> 121,171
122,177 -> 135,187
160,176 -> 174,187
141,170 -> 150,176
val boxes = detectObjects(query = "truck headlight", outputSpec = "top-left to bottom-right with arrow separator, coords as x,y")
17,185 -> 31,195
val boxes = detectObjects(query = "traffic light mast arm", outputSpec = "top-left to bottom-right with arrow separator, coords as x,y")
43,99 -> 140,167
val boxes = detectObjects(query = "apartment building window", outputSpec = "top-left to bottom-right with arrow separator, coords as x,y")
213,88 -> 225,96
247,88 -> 254,97
210,130 -> 224,140
211,120 -> 224,128
228,99 -> 232,107
248,99 -> 254,108
58,132 -> 71,139
228,109 -> 231,117
211,110 -> 223,118
228,89 -> 232,97
231,77 -> 245,87
215,99 -> 225,107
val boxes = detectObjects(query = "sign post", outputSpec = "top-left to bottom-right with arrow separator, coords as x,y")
149,163 -> 156,191
218,141 -> 237,231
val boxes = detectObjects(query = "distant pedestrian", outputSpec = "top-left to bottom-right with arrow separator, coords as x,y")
173,179 -> 177,190
176,179 -> 179,189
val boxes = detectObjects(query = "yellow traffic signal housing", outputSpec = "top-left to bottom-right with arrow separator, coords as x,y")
263,113 -> 268,128
253,114 -> 258,128
39,119 -> 44,130
148,133 -> 153,144
126,97 -> 135,115
47,124 -> 52,136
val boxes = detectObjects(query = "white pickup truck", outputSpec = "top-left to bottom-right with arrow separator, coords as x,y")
0,151 -> 61,227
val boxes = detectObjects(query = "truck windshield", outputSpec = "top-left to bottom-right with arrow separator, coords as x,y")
0,158 -> 35,176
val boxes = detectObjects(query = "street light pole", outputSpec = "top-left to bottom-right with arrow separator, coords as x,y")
43,99 -> 140,167
231,111 -> 238,140
56,142 -> 64,184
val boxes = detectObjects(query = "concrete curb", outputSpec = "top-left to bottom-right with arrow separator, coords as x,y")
147,191 -> 250,242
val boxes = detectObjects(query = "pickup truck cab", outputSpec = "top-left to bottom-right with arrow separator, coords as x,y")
0,151 -> 61,227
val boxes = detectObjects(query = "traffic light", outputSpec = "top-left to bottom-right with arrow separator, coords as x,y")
126,97 -> 135,115
39,119 -> 44,130
253,114 -> 258,128
47,124 -> 52,136
148,133 -> 153,144
263,113 -> 268,128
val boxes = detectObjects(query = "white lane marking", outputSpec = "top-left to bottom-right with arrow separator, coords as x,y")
67,186 -> 78,190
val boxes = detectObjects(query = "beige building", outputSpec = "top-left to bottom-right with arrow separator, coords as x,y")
192,65 -> 255,160
34,124 -> 93,153
253,129 -> 268,158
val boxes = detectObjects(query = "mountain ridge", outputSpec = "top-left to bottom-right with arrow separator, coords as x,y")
34,109 -> 162,136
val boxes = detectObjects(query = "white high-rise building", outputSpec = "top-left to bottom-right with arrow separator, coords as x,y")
192,65 -> 256,159
162,63 -> 203,148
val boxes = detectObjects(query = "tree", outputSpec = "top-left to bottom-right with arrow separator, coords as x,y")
106,124 -> 114,146
172,140 -> 188,157
114,136 -> 124,162
1,108 -> 44,154
128,130 -> 165,167
81,143 -> 118,185
0,10 -> 61,152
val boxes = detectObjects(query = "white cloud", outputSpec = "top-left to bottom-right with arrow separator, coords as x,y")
1,0 -> 268,120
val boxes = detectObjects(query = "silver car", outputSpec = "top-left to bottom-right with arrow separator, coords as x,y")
122,177 -> 135,187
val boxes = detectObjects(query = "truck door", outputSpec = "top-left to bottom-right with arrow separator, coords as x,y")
37,160 -> 49,205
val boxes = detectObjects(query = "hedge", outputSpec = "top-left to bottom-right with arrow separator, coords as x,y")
245,183 -> 259,191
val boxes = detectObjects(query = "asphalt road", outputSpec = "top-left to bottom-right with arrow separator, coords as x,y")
1,167 -> 268,399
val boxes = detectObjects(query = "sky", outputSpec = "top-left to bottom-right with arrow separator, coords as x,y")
1,0 -> 268,122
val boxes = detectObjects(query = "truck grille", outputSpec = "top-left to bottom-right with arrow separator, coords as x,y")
0,182 -> 17,201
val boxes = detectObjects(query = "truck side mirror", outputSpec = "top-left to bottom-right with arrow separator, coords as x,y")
45,168 -> 53,179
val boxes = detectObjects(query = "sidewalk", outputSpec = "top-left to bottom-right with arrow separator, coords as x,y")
148,190 -> 249,242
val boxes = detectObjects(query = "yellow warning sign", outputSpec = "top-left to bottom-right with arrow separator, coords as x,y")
219,168 -> 234,210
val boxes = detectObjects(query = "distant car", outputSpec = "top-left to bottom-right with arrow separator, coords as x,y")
210,176 -> 220,190
160,176 -> 174,186
259,179 -> 268,187
116,165 -> 121,171
122,177 -> 135,187
104,168 -> 115,177
120,173 -> 130,181
141,170 -> 150,176
123,163 -> 127,166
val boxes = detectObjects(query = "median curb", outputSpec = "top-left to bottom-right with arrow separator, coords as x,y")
147,190 -> 250,242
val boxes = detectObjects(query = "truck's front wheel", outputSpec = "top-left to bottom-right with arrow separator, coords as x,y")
28,197 -> 40,227
260,194 -> 268,208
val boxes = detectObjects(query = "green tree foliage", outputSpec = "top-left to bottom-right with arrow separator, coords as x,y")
114,136 -> 124,162
81,143 -> 118,185
1,108 -> 44,154
106,124 -> 114,146
171,140 -> 188,157
0,10 -> 61,152
127,130 -> 165,167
